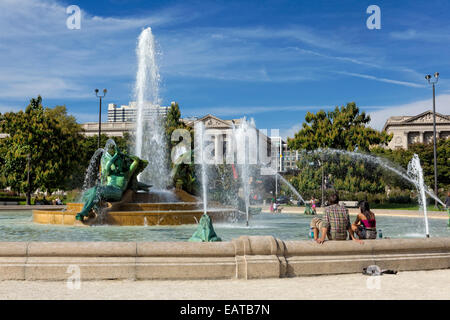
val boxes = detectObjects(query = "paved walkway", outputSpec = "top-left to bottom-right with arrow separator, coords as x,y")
260,206 -> 449,220
0,270 -> 448,300
0,205 -> 65,211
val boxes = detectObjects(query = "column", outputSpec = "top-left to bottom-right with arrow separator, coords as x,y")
214,133 -> 223,165
404,131 -> 409,149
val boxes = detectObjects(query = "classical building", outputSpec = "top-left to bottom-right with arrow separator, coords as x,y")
80,121 -> 135,137
79,113 -> 280,169
383,110 -> 450,149
185,114 -> 274,169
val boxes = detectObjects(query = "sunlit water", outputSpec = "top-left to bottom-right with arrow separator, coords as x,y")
134,27 -> 169,189
0,211 -> 448,242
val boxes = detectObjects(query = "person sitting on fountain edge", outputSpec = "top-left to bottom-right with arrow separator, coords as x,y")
351,201 -> 377,239
310,192 -> 363,244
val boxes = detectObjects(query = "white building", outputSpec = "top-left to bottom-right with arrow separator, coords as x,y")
107,102 -> 171,122
383,110 -> 450,149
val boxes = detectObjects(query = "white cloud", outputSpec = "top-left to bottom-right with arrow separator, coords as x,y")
389,29 -> 450,42
335,71 -> 425,88
390,29 -> 417,40
280,124 -> 303,140
367,94 -> 450,130
185,105 -> 328,117
0,0 -> 184,100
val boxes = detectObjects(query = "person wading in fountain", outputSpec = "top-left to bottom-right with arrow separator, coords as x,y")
76,143 -> 148,221
351,201 -> 377,239
310,192 -> 363,244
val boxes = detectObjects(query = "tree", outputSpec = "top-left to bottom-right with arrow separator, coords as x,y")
164,102 -> 199,193
286,103 -> 394,200
371,138 -> 450,192
287,102 -> 391,151
0,96 -> 82,203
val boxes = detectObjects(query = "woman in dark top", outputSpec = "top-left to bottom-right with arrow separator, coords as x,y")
351,201 -> 377,239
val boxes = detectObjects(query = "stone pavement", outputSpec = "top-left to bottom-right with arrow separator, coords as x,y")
0,269 -> 448,300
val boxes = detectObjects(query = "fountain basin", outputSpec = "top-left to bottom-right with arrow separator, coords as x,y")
1,237 -> 449,280
33,202 -> 240,226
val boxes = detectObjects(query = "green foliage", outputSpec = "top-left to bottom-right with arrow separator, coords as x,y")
371,138 -> 450,190
289,151 -> 386,200
284,102 -> 450,204
164,102 -> 199,194
209,164 -> 240,205
287,102 -> 391,151
0,96 -> 83,202
0,97 -> 132,200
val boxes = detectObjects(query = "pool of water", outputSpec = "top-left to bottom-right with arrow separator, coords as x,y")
0,210 -> 448,242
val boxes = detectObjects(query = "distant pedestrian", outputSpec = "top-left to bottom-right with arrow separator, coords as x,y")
445,191 -> 450,208
310,196 -> 317,214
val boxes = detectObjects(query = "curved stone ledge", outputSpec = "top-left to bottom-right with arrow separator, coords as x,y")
0,236 -> 448,280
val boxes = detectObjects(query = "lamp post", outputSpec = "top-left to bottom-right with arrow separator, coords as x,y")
425,72 -> 439,207
26,153 -> 31,205
95,88 -> 107,149
317,159 -> 324,207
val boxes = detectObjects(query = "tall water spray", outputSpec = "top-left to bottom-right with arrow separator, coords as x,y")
276,173 -> 305,204
133,27 -> 169,189
233,118 -> 258,227
407,154 -> 430,238
195,122 -> 208,215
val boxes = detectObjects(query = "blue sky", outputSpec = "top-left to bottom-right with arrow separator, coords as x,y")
0,0 -> 449,138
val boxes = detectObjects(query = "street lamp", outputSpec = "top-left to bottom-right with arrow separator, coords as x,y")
95,88 -> 107,149
425,72 -> 439,207
317,159 -> 324,207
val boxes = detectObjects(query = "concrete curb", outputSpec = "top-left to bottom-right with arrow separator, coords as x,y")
0,237 -> 448,280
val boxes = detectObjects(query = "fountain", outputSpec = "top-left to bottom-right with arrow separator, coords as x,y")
232,118 -> 256,226
189,122 -> 222,241
32,28 -> 238,228
134,27 -> 169,189
407,154 -> 430,238
306,148 -> 445,237
310,148 -> 445,206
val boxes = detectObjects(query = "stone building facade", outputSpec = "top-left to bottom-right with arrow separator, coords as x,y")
383,110 -> 450,149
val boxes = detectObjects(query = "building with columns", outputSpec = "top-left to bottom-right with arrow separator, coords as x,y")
383,110 -> 450,149
184,114 -> 274,169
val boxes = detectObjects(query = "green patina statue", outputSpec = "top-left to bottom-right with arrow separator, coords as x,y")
76,143 -> 149,221
189,213 -> 222,242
